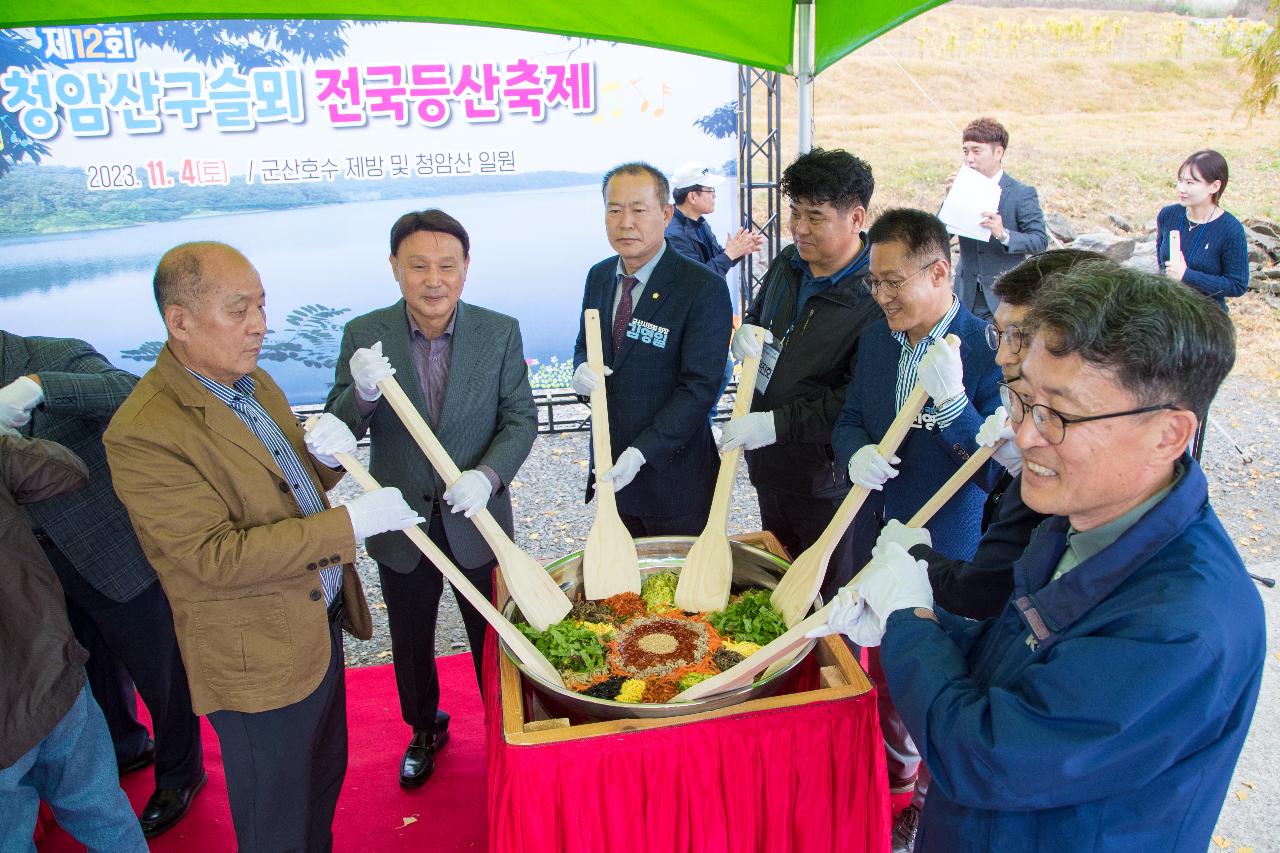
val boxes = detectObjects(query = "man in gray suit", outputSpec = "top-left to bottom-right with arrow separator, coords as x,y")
325,209 -> 536,788
0,331 -> 204,836
949,117 -> 1049,321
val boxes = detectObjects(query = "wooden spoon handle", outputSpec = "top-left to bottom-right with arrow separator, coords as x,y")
906,443 -> 998,528
583,310 -> 617,498
376,374 -> 511,546
328,446 -> 564,687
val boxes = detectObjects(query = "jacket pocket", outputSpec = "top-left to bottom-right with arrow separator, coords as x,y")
192,593 -> 293,693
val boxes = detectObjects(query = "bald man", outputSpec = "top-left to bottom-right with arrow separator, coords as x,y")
105,242 -> 420,850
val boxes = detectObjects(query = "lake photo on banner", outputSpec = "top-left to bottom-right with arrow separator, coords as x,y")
0,184 -> 618,403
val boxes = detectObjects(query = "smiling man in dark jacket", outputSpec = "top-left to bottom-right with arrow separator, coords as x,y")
719,148 -> 881,602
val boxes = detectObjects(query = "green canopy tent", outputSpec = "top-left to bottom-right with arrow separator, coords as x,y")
0,0 -> 949,151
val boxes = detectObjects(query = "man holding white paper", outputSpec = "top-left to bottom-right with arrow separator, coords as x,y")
943,118 -> 1047,321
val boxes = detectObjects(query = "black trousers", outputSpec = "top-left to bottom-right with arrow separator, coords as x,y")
43,539 -> 203,790
755,486 -> 882,605
378,513 -> 492,734
619,504 -> 712,539
208,616 -> 347,853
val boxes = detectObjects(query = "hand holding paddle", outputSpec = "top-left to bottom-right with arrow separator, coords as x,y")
303,418 -> 564,686
581,309 -> 642,600
676,416 -> 998,702
374,375 -> 571,631
769,333 -> 961,627
675,326 -> 767,612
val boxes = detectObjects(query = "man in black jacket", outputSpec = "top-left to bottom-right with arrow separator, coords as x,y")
719,148 -> 881,601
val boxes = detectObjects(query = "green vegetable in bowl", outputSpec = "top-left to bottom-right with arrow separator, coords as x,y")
640,571 -> 679,613
517,619 -> 606,673
678,672 -> 711,691
707,589 -> 788,646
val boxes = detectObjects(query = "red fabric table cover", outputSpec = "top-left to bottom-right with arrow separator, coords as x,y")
483,633 -> 890,853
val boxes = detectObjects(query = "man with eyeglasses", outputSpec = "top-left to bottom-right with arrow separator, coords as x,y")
831,208 -> 1001,849
665,162 -> 764,277
717,148 -> 882,603
822,263 -> 1264,853
878,250 -> 1104,624
665,162 -> 765,426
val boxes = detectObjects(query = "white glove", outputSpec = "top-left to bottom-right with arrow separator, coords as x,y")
872,519 -> 932,559
443,469 -> 492,519
918,337 -> 964,406
345,486 -> 425,541
730,323 -> 773,360
599,446 -> 645,492
847,444 -> 899,491
976,406 -> 1022,476
857,542 -> 933,635
350,341 -> 395,403
572,363 -> 613,396
718,411 -> 777,451
0,376 -> 44,429
815,543 -> 932,647
304,413 -> 357,469
805,586 -> 884,647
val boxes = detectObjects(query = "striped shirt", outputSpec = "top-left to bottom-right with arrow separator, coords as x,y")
187,370 -> 341,606
892,297 -> 966,430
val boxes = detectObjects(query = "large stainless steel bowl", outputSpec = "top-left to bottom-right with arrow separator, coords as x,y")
499,536 -> 820,722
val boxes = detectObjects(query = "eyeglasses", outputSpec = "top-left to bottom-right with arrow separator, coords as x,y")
697,187 -> 716,195
999,382 -> 1177,445
864,260 -> 939,296
985,322 -> 1026,354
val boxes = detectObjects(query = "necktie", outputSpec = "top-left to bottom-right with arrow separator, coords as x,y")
613,275 -> 637,352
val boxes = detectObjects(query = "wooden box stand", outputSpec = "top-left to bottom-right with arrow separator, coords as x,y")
494,530 -> 873,745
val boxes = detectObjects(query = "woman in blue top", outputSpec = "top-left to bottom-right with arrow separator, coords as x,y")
1156,149 -> 1250,312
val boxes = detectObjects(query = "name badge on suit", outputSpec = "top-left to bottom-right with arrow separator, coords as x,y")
626,318 -> 669,349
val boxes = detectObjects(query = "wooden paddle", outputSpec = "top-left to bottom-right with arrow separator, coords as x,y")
302,421 -> 565,686
375,376 -> 571,631
675,440 -> 1000,702
580,308 -> 642,600
768,333 -> 961,627
675,327 -> 767,612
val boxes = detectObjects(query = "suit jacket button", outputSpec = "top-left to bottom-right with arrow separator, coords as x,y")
330,554 -> 341,563
307,562 -> 318,571
309,589 -> 322,601
318,558 -> 329,567
278,481 -> 290,493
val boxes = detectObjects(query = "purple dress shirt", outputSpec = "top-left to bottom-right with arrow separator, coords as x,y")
358,306 -> 500,495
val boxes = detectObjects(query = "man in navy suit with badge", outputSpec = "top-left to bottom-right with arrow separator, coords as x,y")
572,162 -> 732,536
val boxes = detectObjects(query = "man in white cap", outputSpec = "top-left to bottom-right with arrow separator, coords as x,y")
665,161 -> 763,277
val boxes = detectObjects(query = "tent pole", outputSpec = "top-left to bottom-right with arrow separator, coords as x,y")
796,0 -> 815,153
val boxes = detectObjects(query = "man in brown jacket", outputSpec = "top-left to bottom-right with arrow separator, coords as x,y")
0,433 -> 146,851
104,241 -> 422,851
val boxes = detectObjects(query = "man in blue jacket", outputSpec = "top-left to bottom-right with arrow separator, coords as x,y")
665,161 -> 763,278
831,208 -> 1002,833
572,162 -> 732,535
822,263 -> 1264,853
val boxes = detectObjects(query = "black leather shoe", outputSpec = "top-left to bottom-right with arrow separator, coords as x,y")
399,728 -> 450,788
118,738 -> 156,776
140,771 -> 207,838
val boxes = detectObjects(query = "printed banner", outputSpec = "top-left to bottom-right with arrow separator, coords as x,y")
0,21 -> 738,402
